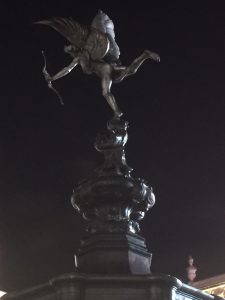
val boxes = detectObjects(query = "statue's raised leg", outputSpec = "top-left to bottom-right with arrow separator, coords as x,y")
113,50 -> 160,83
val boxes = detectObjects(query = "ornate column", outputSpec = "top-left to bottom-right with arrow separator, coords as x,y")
71,117 -> 155,274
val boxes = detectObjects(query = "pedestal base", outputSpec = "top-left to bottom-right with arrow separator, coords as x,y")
75,232 -> 152,275
6,272 -> 208,300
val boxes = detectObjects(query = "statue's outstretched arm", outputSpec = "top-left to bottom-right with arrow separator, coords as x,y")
45,57 -> 79,82
41,52 -> 80,105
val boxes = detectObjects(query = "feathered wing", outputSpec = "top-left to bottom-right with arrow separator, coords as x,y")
91,10 -> 120,62
35,18 -> 109,60
35,18 -> 88,47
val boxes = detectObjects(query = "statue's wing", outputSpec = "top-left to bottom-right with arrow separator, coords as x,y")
85,27 -> 109,60
35,18 -> 109,60
35,18 -> 89,49
91,10 -> 120,62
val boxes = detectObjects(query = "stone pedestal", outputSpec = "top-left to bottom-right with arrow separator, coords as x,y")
3,118 -> 216,300
71,118 -> 155,275
75,232 -> 151,274
4,272 -> 215,300
2,120 -> 219,300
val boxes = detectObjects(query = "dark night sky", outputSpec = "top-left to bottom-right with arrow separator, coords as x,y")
0,0 -> 225,292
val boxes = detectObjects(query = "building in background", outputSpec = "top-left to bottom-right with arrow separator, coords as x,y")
193,274 -> 225,298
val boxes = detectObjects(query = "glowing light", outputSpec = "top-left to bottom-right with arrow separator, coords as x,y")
204,283 -> 225,298
0,291 -> 6,297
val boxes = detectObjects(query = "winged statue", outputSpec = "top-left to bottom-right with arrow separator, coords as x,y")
36,10 -> 160,117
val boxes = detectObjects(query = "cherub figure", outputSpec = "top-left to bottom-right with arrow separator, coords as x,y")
37,10 -> 160,117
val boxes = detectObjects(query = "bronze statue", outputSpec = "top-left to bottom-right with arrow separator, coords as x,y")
36,10 -> 160,117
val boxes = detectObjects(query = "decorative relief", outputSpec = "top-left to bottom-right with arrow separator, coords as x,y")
71,118 -> 155,234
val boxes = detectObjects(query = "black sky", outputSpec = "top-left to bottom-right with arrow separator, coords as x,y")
0,0 -> 225,292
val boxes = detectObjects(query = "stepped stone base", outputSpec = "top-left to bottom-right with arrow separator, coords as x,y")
75,232 -> 152,274
3,272 -> 213,300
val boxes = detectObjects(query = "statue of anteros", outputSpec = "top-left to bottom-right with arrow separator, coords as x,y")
36,10 -> 160,117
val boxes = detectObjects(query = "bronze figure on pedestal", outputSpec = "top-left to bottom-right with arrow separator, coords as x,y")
36,10 -> 160,117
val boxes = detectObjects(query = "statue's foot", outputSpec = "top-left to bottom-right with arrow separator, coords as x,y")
144,50 -> 160,62
114,110 -> 123,118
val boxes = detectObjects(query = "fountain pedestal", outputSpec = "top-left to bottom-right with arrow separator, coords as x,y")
71,118 -> 155,275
